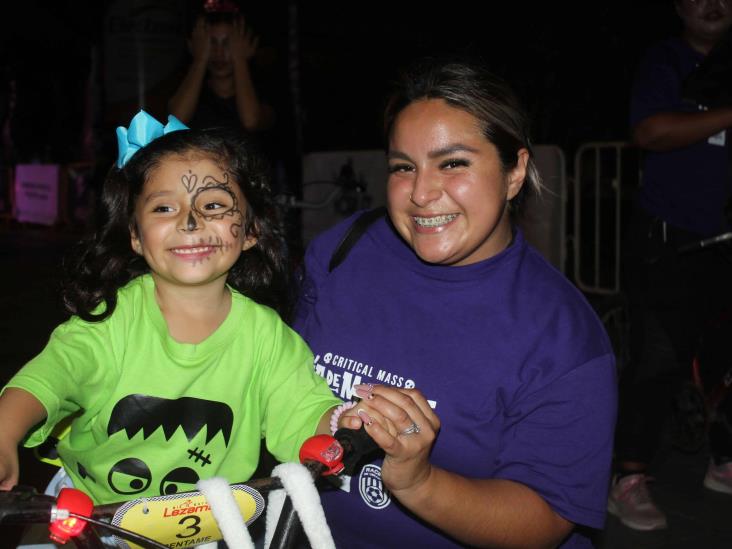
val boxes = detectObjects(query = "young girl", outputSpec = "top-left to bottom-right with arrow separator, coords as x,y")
0,111 -> 347,505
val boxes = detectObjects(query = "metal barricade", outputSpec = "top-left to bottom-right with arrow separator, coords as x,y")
572,141 -> 640,374
572,141 -> 640,295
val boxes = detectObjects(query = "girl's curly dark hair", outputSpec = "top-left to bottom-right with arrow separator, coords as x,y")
63,127 -> 291,321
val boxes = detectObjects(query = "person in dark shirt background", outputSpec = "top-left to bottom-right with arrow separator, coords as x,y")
609,0 -> 732,531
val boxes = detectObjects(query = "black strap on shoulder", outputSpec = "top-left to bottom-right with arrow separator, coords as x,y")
328,207 -> 387,272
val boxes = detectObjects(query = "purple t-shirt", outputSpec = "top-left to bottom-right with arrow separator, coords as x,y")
631,37 -> 732,236
293,215 -> 617,548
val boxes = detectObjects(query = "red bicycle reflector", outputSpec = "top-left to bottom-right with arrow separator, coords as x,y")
299,434 -> 345,476
49,488 -> 93,543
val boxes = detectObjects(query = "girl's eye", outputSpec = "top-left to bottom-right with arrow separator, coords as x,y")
388,163 -> 414,174
193,187 -> 235,216
152,205 -> 173,213
441,158 -> 470,170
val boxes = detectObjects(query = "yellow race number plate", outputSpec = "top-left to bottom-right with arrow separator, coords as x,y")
111,484 -> 264,548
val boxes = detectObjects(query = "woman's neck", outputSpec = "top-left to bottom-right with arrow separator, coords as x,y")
152,276 -> 232,344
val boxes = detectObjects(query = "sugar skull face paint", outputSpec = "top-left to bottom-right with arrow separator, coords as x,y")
130,154 -> 257,290
189,174 -> 244,238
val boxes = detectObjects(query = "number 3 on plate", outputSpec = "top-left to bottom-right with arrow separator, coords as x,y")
177,515 -> 202,538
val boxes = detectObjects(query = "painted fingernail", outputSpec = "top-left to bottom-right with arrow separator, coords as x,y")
354,383 -> 375,399
357,409 -> 373,427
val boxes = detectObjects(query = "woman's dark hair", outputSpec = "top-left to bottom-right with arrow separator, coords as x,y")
63,127 -> 291,321
384,58 -> 541,214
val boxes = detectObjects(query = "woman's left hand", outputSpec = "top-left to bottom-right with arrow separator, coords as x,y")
353,384 -> 440,495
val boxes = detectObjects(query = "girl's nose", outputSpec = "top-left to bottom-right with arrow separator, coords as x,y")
179,212 -> 201,232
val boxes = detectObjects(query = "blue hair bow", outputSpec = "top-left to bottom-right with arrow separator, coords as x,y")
116,110 -> 189,168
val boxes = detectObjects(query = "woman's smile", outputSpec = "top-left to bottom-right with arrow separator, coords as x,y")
412,214 -> 459,230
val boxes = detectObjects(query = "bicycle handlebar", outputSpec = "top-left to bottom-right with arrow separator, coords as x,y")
677,231 -> 732,253
0,486 -> 54,525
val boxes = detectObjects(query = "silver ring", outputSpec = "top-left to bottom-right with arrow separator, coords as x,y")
400,422 -> 421,435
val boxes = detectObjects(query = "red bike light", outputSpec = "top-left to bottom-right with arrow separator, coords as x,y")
299,434 -> 345,476
49,488 -> 93,543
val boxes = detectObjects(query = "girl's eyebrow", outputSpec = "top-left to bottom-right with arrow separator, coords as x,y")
142,190 -> 173,203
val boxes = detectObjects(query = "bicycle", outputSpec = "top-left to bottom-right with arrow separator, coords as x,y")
0,427 -> 375,549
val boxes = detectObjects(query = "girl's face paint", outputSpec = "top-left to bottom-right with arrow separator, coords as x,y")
130,154 -> 256,290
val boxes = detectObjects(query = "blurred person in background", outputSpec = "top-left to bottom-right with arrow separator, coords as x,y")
610,0 -> 732,531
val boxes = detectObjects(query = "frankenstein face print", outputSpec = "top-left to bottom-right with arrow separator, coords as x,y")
101,394 -> 234,497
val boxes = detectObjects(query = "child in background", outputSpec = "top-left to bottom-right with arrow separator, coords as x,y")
0,111 -> 347,504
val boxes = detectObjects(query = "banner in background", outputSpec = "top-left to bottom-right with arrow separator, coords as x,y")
14,164 -> 60,225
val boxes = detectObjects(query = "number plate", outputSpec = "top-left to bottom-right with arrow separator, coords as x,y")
111,484 -> 264,548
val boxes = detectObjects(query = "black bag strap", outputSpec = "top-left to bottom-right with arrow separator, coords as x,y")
328,207 -> 387,272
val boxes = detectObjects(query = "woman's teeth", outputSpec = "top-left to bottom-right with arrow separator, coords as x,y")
413,214 -> 457,228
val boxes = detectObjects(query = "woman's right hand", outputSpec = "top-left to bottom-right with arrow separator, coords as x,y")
352,384 -> 440,496
189,17 -> 211,64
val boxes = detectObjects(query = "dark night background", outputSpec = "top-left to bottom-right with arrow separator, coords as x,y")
0,0 -> 682,190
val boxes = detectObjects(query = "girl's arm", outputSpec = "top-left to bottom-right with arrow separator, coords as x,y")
315,406 -> 338,436
0,388 -> 47,490
315,404 -> 396,437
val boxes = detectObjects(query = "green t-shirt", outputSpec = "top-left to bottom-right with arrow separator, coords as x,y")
5,274 -> 339,504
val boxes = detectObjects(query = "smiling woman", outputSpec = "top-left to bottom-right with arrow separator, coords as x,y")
294,59 -> 617,548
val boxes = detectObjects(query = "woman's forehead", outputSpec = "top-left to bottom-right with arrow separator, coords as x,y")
390,99 -> 486,146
